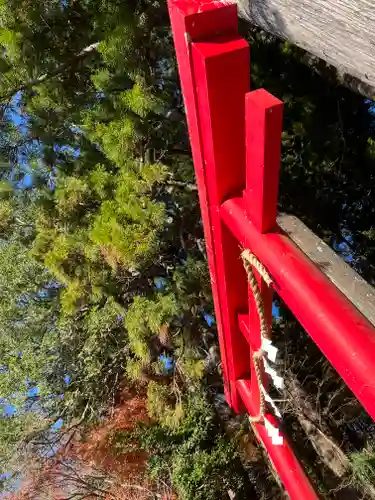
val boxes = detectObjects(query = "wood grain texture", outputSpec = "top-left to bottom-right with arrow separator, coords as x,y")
236,0 -> 375,98
277,213 -> 375,327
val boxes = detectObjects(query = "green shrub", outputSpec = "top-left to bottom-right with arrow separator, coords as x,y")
350,447 -> 375,491
118,390 -> 252,500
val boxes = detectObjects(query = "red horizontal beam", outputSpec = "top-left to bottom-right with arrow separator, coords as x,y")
221,196 -> 375,421
237,380 -> 318,500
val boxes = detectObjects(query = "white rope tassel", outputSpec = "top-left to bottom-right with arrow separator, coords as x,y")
261,337 -> 278,363
264,417 -> 284,446
261,385 -> 282,419
263,357 -> 284,390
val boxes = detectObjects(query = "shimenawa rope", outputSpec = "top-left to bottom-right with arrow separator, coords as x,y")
241,249 -> 273,423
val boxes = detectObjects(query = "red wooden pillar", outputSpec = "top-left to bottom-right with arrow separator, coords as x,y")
168,0 -> 250,411
191,36 -> 251,412
244,90 -> 283,234
245,89 -> 283,419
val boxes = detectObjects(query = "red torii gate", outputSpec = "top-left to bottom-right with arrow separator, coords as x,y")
167,0 -> 375,497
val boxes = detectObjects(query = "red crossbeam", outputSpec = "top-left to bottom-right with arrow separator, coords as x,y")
221,197 -> 375,420
167,0 -> 375,497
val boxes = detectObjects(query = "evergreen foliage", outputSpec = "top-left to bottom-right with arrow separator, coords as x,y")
116,391 -> 252,500
350,447 -> 375,492
0,0 -> 374,497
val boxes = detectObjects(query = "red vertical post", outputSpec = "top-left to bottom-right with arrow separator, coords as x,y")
168,0 -> 251,411
191,35 -> 251,412
244,89 -> 283,415
239,89 -> 317,500
245,89 -> 283,234
167,0 -> 241,405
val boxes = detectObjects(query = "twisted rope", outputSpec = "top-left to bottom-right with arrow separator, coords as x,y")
241,250 -> 273,423
249,350 -> 266,423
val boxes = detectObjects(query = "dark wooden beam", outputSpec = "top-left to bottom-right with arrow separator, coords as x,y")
236,0 -> 375,99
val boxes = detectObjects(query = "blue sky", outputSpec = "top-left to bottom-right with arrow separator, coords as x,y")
1,385 -> 40,417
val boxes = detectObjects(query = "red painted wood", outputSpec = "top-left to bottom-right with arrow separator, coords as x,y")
191,35 -> 251,411
244,89 -> 283,421
245,89 -> 283,234
167,0 -> 239,403
172,0 -> 238,41
237,379 -> 318,500
166,1 -> 375,497
168,2 -> 320,495
221,196 -> 375,421
238,313 -> 253,346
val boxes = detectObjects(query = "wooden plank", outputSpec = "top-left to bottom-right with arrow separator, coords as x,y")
235,0 -> 375,98
277,213 -> 375,327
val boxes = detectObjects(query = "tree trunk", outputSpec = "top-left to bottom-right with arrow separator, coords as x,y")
285,373 -> 375,499
285,373 -> 349,477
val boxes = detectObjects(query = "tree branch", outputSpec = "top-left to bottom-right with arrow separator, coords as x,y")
0,42 -> 100,102
165,179 -> 197,191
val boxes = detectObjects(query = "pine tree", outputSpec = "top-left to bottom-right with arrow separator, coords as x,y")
0,0 -> 214,491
